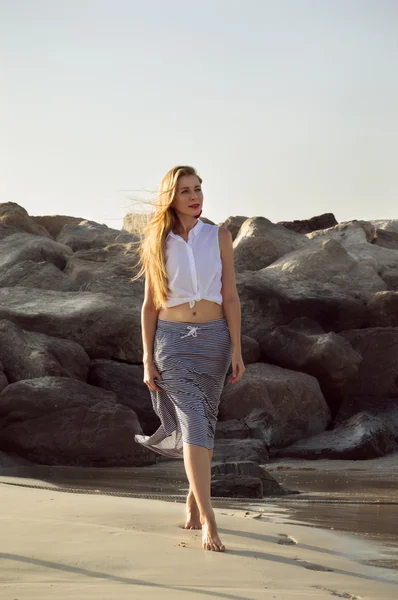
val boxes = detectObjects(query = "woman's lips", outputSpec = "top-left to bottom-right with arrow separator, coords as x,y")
190,204 -> 200,209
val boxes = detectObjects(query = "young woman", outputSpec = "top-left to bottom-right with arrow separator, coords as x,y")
134,165 -> 245,552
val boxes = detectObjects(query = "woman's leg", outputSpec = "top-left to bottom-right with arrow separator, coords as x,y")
184,449 -> 213,530
183,443 -> 224,551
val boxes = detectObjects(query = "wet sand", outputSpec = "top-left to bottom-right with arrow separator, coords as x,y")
1,481 -> 397,600
1,454 -> 397,598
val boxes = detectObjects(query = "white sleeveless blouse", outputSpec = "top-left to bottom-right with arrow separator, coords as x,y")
165,220 -> 223,308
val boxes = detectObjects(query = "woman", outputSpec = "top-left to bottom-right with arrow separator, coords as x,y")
134,165 -> 245,552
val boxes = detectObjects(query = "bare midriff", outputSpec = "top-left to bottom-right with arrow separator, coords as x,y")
158,299 -> 224,323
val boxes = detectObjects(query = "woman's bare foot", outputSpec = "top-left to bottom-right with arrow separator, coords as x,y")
201,513 -> 225,552
184,490 -> 202,530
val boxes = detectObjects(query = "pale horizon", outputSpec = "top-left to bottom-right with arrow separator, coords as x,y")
1,0 -> 397,230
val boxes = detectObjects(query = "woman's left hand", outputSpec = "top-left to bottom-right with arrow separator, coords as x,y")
227,350 -> 246,384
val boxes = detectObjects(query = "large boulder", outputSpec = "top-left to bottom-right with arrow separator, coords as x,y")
211,461 -> 286,497
271,412 -> 398,460
258,318 -> 362,415
307,220 -> 375,245
0,287 -> 141,362
0,377 -> 155,466
339,328 -> 398,401
335,396 -> 398,439
88,359 -> 159,433
373,229 -> 398,250
0,361 -> 7,392
0,319 -> 90,382
233,217 -> 309,273
0,233 -> 72,272
0,261 -> 78,291
0,450 -> 33,468
32,215 -> 86,239
219,363 -> 331,449
279,213 -> 338,234
0,202 -> 51,239
57,221 -> 135,252
65,243 -> 138,295
266,238 -> 385,298
345,242 -> 398,291
241,335 -> 261,365
213,438 -> 269,464
237,269 -> 367,339
366,292 -> 398,327
219,216 -> 248,241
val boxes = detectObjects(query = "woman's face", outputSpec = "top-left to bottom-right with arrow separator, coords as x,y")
172,174 -> 203,219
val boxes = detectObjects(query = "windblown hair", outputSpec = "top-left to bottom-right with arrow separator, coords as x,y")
133,165 -> 202,309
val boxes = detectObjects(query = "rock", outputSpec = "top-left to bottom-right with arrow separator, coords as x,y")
346,242 -> 398,291
57,221 -> 130,252
123,212 -> 149,234
339,328 -> 398,400
237,267 -> 367,339
241,335 -> 261,365
382,268 -> 398,291
373,229 -> 398,250
220,216 -> 248,241
64,243 -> 142,297
371,219 -> 398,234
0,319 -> 90,382
266,238 -> 385,298
215,419 -> 264,440
0,361 -> 8,392
307,220 -> 375,245
0,450 -> 34,468
219,363 -> 331,449
279,213 -> 338,234
211,461 -> 286,497
212,439 -> 269,463
0,287 -> 141,362
258,318 -> 362,415
211,474 -> 263,498
271,412 -> 398,460
0,233 -> 73,272
366,292 -> 398,327
88,359 -> 160,434
0,261 -> 79,291
0,202 -> 51,239
32,215 -> 86,239
0,376 -> 155,467
200,216 -> 216,225
234,216 -> 309,273
335,397 -> 398,439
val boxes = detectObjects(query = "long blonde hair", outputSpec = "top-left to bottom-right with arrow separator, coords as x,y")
133,165 -> 202,309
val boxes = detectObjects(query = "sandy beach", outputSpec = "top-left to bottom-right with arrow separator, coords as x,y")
1,472 -> 397,600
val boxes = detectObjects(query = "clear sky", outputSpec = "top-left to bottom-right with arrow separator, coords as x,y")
1,0 -> 397,229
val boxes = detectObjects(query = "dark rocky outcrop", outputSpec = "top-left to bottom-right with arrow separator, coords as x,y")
271,412 -> 398,460
211,461 -> 288,497
1,201 -> 398,465
278,212 -> 337,234
88,359 -> 160,434
0,377 -> 155,467
234,216 -> 309,272
0,319 -> 90,382
219,363 -> 331,449
0,287 -> 141,361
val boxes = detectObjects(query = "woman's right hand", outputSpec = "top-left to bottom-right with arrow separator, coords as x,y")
143,360 -> 162,392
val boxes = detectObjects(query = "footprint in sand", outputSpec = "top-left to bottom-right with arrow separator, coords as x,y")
295,559 -> 334,572
312,585 -> 362,599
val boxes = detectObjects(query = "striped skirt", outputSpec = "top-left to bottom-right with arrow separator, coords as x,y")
135,317 -> 232,458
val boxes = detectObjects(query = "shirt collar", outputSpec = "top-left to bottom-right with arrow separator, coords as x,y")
167,219 -> 204,241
